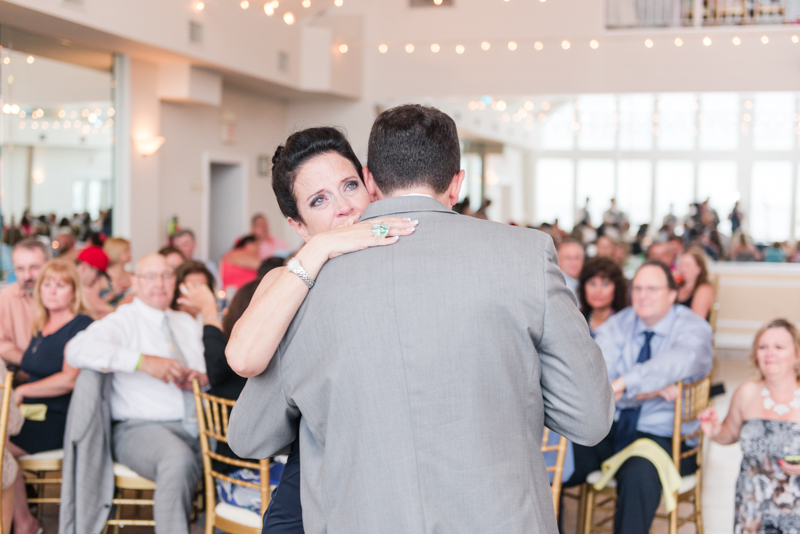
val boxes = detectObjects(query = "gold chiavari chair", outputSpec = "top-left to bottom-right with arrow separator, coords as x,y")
541,428 -> 569,521
0,371 -> 13,533
582,376 -> 711,534
193,379 -> 271,534
18,448 -> 64,519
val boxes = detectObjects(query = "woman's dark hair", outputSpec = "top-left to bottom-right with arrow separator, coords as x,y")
222,278 -> 261,339
258,256 -> 285,278
171,260 -> 216,310
158,245 -> 185,260
234,235 -> 257,249
578,257 -> 629,317
272,127 -> 363,224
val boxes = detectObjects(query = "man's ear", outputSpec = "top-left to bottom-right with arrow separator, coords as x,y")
446,170 -> 467,208
363,167 -> 381,202
288,217 -> 311,243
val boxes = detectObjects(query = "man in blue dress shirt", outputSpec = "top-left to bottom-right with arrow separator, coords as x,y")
565,260 -> 713,534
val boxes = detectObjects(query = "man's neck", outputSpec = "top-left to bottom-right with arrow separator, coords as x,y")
382,187 -> 450,206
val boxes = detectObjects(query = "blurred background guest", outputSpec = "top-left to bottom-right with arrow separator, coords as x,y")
699,319 -> 800,533
76,245 -> 113,319
594,235 -> 615,259
557,239 -> 585,298
53,232 -> 78,262
730,232 -> 760,262
158,246 -> 187,272
103,237 -> 133,308
252,214 -> 289,260
171,261 -> 216,319
258,256 -> 285,278
220,235 -> 260,292
647,241 -> 676,271
172,229 -> 219,285
578,257 -> 629,335
676,249 -> 715,321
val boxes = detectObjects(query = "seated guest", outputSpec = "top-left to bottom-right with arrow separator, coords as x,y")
172,229 -> 219,284
77,245 -> 113,319
565,260 -> 713,534
578,257 -> 629,335
103,237 -> 133,308
257,256 -> 285,278
171,261 -> 216,319
557,239 -> 584,298
0,239 -> 49,367
730,232 -> 760,262
675,249 -> 714,320
158,246 -> 187,272
7,259 -> 91,534
220,235 -> 259,291
595,235 -> 615,259
699,319 -> 800,533
54,232 -> 78,262
251,213 -> 289,260
647,241 -> 676,271
66,253 -> 208,534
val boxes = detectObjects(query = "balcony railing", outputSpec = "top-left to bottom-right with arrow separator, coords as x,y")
607,0 -> 800,28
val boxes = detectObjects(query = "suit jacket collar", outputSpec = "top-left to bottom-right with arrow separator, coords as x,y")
360,196 -> 456,221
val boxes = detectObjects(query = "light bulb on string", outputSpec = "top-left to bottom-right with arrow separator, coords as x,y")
562,40 -> 571,50
761,35 -> 769,44
508,41 -> 517,51
481,41 -> 491,51
534,41 -> 543,51
284,11 -> 295,24
405,44 -> 415,53
241,1 -> 249,8
339,44 -> 348,53
26,55 -> 34,64
455,44 -> 465,54
264,3 -> 274,15
589,40 -> 599,49
793,35 -> 799,43
703,36 -> 711,46
302,0 -> 310,6
195,1 -> 204,10
674,37 -> 683,46
431,43 -> 440,53
378,44 -> 388,53
644,38 -> 654,48
334,0 -> 343,6
732,36 -> 741,45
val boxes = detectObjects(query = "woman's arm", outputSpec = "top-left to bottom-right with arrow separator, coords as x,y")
226,216 -> 418,378
690,283 -> 714,319
224,249 -> 261,271
699,383 -> 749,445
15,357 -> 80,403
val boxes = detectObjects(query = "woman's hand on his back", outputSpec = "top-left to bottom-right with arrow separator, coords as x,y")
313,215 -> 419,261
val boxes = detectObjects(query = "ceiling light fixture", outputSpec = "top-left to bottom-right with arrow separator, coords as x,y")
284,11 -> 295,24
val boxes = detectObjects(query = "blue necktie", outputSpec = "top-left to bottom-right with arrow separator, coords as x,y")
613,331 -> 655,452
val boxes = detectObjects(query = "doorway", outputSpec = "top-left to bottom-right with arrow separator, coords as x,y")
206,161 -> 247,264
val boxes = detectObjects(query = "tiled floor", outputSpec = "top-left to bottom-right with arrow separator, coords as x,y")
39,357 -> 752,534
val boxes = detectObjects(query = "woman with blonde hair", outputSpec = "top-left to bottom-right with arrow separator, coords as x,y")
103,237 -> 133,307
699,318 -> 800,533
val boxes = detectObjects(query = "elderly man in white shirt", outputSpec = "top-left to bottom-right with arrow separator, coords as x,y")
66,253 -> 209,534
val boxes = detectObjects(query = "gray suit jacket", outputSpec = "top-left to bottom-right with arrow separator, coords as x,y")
229,196 -> 614,534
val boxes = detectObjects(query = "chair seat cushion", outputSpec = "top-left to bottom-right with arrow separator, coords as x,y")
215,501 -> 262,528
586,470 -> 696,493
113,462 -> 151,481
19,449 -> 64,462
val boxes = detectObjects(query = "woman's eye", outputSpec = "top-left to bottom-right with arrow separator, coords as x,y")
345,181 -> 359,191
310,197 -> 325,207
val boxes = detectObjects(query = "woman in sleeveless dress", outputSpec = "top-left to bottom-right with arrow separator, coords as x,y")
699,318 -> 800,533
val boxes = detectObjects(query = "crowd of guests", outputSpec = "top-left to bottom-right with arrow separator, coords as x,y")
0,191 -> 794,533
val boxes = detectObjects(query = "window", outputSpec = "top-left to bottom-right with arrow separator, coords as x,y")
754,93 -> 795,151
576,159 -> 615,226
657,94 -> 697,151
654,161 -> 694,226
697,161 -> 738,219
617,160 -> 653,228
541,103 -> 575,151
577,95 -> 616,151
699,93 -> 738,151
618,94 -> 653,151
535,159 -> 574,227
751,161 -> 792,242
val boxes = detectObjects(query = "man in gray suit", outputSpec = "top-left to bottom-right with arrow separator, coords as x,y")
229,105 -> 614,533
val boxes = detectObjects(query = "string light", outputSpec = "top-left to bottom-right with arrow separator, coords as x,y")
405,44 -> 414,53
761,35 -> 769,44
431,43 -> 440,53
433,0 -> 443,4
334,0 -> 343,6
241,1 -> 249,8
732,36 -> 741,45
284,11 -> 295,24
793,35 -> 799,43
561,40 -> 570,50
302,0 -> 310,6
481,41 -> 491,51
508,41 -> 517,51
339,44 -> 348,53
455,44 -> 465,54
674,37 -> 683,46
195,1 -> 204,10
644,38 -> 654,48
26,55 -> 34,64
2,57 -> 9,65
534,41 -> 543,51
524,101 -> 534,111
703,36 -> 711,46
497,100 -> 507,111
589,40 -> 599,49
378,44 -> 388,53
264,3 -> 274,15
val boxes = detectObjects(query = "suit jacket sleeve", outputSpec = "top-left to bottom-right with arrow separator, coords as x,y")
534,237 -> 615,447
227,348 -> 300,459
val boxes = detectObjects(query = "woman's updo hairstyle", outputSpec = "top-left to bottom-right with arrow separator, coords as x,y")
272,127 -> 363,224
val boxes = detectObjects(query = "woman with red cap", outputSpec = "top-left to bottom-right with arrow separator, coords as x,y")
76,246 -> 113,319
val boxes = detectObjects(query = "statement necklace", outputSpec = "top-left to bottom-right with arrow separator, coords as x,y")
761,387 -> 800,416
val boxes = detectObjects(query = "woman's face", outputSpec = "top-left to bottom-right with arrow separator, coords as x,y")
756,327 -> 798,380
40,275 -> 75,313
178,272 -> 209,316
289,152 -> 370,241
585,275 -> 615,311
678,254 -> 700,283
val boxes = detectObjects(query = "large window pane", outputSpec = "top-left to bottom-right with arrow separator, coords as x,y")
535,159 -> 574,228
697,161 -> 738,222
541,103 -> 575,151
657,94 -> 697,151
699,93 -> 738,151
577,95 -> 616,151
655,161 -> 694,226
617,160 -> 653,228
751,161 -> 792,242
754,93 -> 795,151
618,94 -> 653,151
576,159 -> 615,226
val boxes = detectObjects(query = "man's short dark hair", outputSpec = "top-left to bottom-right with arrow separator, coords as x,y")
367,104 -> 461,196
13,238 -> 51,261
173,229 -> 196,242
636,260 -> 679,291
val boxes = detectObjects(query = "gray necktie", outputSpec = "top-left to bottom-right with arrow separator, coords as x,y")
162,316 -> 199,438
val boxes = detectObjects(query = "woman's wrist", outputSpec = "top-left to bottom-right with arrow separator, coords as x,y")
294,237 -> 330,279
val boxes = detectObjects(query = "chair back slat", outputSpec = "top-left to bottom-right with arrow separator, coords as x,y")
672,375 -> 711,467
192,380 -> 271,526
541,429 -> 568,520
0,372 -> 13,534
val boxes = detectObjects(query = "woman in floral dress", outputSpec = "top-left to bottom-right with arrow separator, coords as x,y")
700,318 -> 800,533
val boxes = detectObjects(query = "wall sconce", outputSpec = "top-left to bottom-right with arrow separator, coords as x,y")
135,135 -> 165,156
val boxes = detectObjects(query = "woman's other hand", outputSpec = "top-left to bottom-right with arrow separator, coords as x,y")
698,407 -> 721,438
778,459 -> 800,476
177,282 -> 218,316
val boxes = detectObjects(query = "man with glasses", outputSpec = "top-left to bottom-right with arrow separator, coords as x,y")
0,238 -> 50,367
67,253 -> 208,534
564,260 -> 713,534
